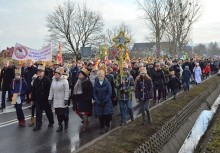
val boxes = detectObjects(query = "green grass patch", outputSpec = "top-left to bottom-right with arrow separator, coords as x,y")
78,76 -> 220,153
206,112 -> 220,153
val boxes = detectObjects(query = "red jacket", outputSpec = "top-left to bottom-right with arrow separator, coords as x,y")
203,65 -> 211,74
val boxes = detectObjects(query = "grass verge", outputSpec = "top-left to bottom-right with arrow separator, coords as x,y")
205,108 -> 220,153
78,76 -> 220,153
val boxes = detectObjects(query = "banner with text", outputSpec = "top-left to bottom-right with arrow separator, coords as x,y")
12,43 -> 52,62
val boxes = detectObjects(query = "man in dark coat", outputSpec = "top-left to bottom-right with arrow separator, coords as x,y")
32,65 -> 54,131
147,62 -> 155,78
182,59 -> 193,74
172,60 -> 180,79
68,60 -> 79,88
182,66 -> 191,91
0,61 -> 15,109
151,63 -> 166,103
130,62 -> 139,80
106,67 -> 117,106
24,60 -> 37,103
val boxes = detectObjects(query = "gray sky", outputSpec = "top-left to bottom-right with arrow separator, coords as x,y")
0,0 -> 220,50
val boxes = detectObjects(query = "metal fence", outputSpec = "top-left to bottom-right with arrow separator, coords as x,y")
134,81 -> 218,153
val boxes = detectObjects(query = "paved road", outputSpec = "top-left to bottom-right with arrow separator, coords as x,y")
0,76 -> 211,153
0,92 -> 143,153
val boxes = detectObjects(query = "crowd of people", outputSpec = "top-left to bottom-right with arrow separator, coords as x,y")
0,57 -> 219,134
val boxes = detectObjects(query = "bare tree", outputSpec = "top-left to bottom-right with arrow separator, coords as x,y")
208,42 -> 220,56
46,1 -> 104,60
137,0 -> 172,55
193,43 -> 207,55
165,0 -> 201,54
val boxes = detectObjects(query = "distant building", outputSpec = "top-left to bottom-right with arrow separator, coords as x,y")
0,47 -> 14,58
131,42 -> 174,58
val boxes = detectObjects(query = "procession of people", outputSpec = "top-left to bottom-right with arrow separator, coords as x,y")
0,57 -> 219,134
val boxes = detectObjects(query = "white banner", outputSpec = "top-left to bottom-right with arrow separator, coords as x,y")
12,43 -> 52,62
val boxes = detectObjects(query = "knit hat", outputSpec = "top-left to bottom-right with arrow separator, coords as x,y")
55,67 -> 65,75
80,68 -> 90,77
37,65 -> 45,71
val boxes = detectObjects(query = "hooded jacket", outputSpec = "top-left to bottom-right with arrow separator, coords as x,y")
135,76 -> 153,101
93,78 -> 114,116
48,75 -> 69,108
10,78 -> 28,102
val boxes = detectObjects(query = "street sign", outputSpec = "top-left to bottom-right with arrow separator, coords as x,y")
81,47 -> 91,57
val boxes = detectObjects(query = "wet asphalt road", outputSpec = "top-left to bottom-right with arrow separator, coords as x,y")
0,92 -> 142,153
0,76 -> 210,153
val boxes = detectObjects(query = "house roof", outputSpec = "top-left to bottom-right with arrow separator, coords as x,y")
0,47 -> 14,57
131,43 -> 155,52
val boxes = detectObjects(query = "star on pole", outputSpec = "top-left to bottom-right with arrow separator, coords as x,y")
113,31 -> 130,49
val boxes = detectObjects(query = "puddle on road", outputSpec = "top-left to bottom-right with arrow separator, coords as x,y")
178,95 -> 220,153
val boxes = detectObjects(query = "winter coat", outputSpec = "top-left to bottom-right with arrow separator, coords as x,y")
115,74 -> 134,101
0,67 -> 15,90
68,66 -> 79,87
151,69 -> 166,89
182,62 -> 193,73
48,75 -> 69,108
203,65 -> 211,74
135,77 -> 153,101
105,74 -> 117,105
45,67 -> 54,80
168,76 -> 181,90
93,78 -> 114,116
182,69 -> 191,83
72,78 -> 93,115
32,76 -> 51,104
193,66 -> 202,84
172,64 -> 180,78
162,67 -> 170,83
10,78 -> 28,102
24,66 -> 37,89
147,68 -> 155,78
130,68 -> 139,80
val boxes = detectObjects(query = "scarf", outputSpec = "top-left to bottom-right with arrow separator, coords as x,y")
73,78 -> 87,95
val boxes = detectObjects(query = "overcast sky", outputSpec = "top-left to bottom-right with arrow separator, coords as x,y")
0,0 -> 220,50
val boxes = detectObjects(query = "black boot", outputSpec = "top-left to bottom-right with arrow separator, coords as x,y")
56,124 -> 63,132
64,121 -> 68,130
64,118 -> 69,130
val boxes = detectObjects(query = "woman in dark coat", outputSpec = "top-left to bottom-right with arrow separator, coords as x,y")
135,67 -> 153,125
72,68 -> 93,133
93,70 -> 114,134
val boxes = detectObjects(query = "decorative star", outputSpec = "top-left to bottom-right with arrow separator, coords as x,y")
113,31 -> 131,49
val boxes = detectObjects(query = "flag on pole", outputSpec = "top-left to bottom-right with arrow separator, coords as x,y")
56,42 -> 63,65
125,49 -> 130,62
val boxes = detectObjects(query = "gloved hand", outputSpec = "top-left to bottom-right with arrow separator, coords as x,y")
48,100 -> 53,106
64,100 -> 69,106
